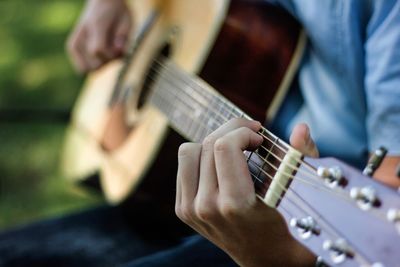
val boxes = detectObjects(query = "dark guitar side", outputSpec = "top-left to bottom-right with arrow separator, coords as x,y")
106,0 -> 301,236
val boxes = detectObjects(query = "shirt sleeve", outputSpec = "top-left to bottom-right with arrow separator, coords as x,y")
365,0 -> 400,155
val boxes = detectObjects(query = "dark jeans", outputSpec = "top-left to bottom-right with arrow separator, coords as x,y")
0,205 -> 237,267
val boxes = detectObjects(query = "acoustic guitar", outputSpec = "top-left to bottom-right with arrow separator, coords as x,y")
62,0 -> 400,266
62,0 -> 304,202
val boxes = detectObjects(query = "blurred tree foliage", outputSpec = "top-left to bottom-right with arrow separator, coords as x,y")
0,0 -> 102,229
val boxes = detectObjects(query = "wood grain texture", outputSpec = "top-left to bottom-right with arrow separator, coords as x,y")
200,0 -> 300,122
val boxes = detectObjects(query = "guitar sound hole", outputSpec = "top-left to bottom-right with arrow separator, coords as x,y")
138,43 -> 171,109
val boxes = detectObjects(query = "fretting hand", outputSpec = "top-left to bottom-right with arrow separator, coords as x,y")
175,119 -> 318,267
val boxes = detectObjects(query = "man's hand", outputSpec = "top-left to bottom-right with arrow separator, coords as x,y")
176,119 -> 317,267
67,0 -> 132,73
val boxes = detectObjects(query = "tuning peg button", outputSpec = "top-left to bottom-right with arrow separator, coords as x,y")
350,186 -> 381,210
317,166 -> 345,188
323,238 -> 354,264
290,216 -> 320,239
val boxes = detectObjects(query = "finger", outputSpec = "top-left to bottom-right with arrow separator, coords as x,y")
289,123 -> 319,158
86,21 -> 113,68
112,13 -> 132,56
214,127 -> 263,200
66,26 -> 90,73
177,143 -> 202,207
197,119 -> 262,199
176,143 -> 210,233
210,118 -> 262,140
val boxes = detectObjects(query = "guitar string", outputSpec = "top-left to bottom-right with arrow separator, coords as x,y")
148,61 -> 344,195
149,71 -> 374,265
158,59 -> 383,230
152,73 -> 359,232
154,63 -> 390,224
250,173 -> 370,267
152,59 -> 329,178
156,63 -> 324,179
151,81 -> 371,266
153,72 -> 352,202
146,59 -> 388,222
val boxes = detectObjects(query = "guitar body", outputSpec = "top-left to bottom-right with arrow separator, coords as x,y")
62,0 -> 304,203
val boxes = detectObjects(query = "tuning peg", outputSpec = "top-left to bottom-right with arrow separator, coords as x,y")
362,147 -> 387,177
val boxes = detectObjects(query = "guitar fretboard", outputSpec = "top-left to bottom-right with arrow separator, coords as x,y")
149,60 -> 293,199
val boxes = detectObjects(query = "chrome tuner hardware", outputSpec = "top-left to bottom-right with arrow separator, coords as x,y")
290,216 -> 320,239
317,166 -> 345,188
387,208 -> 400,235
350,186 -> 380,210
323,239 -> 354,264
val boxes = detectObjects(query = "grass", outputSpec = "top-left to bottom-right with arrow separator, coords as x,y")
0,0 -> 103,229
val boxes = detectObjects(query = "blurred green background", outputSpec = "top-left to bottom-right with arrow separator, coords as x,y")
0,0 -> 102,229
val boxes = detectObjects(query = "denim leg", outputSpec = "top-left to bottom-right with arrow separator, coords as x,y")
0,205 -> 178,267
122,235 -> 238,267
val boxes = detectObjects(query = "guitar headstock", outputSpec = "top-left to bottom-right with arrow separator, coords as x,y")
279,156 -> 400,267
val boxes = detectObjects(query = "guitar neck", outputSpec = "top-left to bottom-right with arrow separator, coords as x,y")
150,60 -> 250,142
149,60 -> 300,205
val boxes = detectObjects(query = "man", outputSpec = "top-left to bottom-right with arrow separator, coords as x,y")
1,0 -> 393,266
68,0 -> 400,188
173,1 -> 400,266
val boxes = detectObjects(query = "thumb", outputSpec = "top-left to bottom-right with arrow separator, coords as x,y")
289,123 -> 319,158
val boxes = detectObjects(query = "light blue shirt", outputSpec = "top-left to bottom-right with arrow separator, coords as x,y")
270,0 -> 400,168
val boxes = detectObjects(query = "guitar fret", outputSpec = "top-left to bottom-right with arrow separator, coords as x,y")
232,106 -> 243,118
